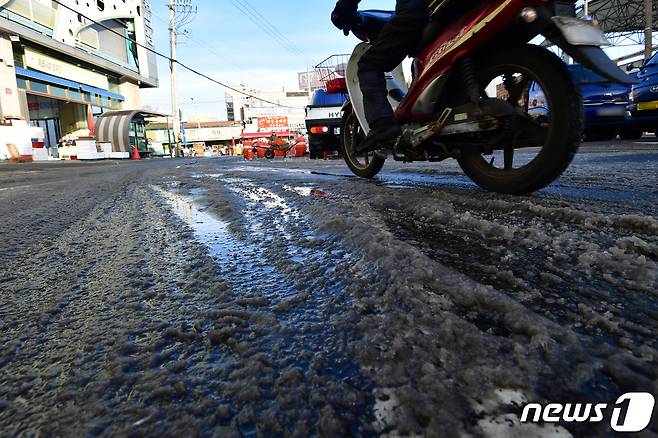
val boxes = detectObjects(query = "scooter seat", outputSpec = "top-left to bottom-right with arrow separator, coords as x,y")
353,9 -> 448,55
352,10 -> 395,42
358,10 -> 395,24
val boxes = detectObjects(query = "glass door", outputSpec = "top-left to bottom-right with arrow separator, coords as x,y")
30,118 -> 62,157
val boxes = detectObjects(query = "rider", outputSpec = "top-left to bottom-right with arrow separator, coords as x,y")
331,0 -> 430,153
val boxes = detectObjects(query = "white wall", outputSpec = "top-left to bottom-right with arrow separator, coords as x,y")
119,80 -> 142,109
0,34 -> 21,119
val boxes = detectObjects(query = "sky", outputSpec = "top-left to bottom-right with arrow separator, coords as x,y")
141,0 -> 651,119
141,0 -> 391,118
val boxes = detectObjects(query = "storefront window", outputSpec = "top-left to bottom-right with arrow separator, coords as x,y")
4,0 -> 56,30
28,80 -> 48,94
50,85 -> 67,98
99,96 -> 111,108
68,89 -> 82,101
4,0 -> 32,23
27,95 -> 60,120
16,78 -> 27,90
81,92 -> 92,103
126,21 -> 140,71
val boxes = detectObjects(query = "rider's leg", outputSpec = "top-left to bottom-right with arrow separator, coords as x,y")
357,0 -> 428,151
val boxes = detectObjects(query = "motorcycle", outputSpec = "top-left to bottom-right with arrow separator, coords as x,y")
334,0 -> 635,194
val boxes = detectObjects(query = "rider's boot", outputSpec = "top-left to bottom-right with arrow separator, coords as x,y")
356,117 -> 401,154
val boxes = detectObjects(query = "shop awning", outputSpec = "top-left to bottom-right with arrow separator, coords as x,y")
96,110 -> 167,153
15,67 -> 125,101
80,84 -> 125,101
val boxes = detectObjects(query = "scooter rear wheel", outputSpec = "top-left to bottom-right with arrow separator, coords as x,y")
457,44 -> 583,195
340,103 -> 386,178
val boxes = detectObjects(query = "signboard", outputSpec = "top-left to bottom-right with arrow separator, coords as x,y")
298,71 -> 326,90
142,0 -> 155,48
180,126 -> 243,142
24,48 -> 109,90
257,116 -> 289,129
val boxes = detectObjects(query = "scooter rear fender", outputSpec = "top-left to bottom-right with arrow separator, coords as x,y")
345,42 -> 408,135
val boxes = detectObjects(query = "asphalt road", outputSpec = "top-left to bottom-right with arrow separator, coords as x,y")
0,139 -> 656,437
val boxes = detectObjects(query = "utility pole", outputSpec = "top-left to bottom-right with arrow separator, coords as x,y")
167,0 -> 197,158
645,0 -> 654,62
168,0 -> 180,158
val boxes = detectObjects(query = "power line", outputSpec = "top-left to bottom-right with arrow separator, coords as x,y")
227,0 -> 296,59
150,9 -> 246,71
148,99 -> 229,106
186,36 -> 246,71
227,0 -> 313,66
44,0 -> 300,109
235,0 -> 310,60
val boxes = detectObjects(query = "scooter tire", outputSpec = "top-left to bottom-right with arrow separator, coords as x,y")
457,44 -> 583,195
340,103 -> 385,178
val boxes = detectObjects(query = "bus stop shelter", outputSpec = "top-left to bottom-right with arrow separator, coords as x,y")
95,110 -> 167,154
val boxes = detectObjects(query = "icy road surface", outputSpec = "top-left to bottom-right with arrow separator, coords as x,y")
1,141 -> 657,437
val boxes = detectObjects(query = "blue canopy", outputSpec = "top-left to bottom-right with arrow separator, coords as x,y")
15,67 -> 124,101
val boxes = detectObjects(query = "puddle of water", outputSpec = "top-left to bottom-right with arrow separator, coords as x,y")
154,184 -> 303,297
230,166 -> 313,175
223,180 -> 302,242
190,173 -> 225,179
156,186 -> 229,238
283,186 -> 314,197
283,185 -> 329,199
379,172 -> 476,190
153,183 -> 372,430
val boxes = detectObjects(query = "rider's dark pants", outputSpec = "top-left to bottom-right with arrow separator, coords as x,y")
357,0 -> 429,127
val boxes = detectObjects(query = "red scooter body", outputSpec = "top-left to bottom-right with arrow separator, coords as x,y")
339,1 -> 631,193
396,0 -> 543,122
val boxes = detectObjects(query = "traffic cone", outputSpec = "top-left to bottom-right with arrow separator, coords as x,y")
133,145 -> 141,160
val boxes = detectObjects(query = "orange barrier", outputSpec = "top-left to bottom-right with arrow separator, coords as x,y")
295,143 -> 307,158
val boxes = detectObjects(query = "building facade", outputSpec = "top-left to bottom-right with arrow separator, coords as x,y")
147,120 -> 243,149
0,0 -> 158,151
225,84 -> 309,133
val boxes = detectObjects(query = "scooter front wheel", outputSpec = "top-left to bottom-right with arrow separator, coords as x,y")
457,44 -> 583,195
340,103 -> 385,178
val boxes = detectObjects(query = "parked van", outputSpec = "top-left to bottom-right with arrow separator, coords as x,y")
627,51 -> 658,137
528,64 -> 639,140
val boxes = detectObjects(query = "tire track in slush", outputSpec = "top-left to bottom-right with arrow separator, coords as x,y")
155,181 -> 376,435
